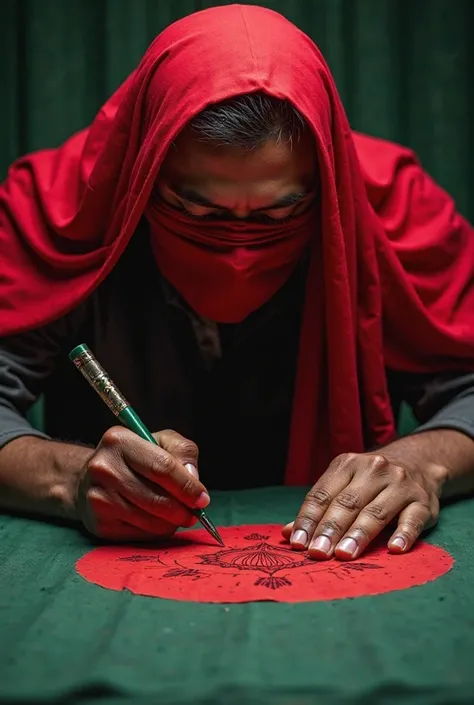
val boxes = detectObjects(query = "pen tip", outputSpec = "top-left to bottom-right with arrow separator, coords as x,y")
210,526 -> 225,547
199,512 -> 225,546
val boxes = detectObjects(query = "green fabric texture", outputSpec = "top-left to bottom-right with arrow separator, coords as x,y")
0,487 -> 473,705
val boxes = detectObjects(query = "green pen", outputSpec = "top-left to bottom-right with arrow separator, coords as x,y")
69,343 -> 224,546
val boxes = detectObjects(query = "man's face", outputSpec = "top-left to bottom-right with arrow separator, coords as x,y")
157,125 -> 317,222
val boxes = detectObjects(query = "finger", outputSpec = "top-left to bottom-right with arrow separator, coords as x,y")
290,453 -> 387,551
87,486 -> 183,538
281,521 -> 294,540
289,466 -> 353,550
90,457 -> 198,527
387,501 -> 433,554
304,455 -> 395,559
307,477 -> 390,560
96,427 -> 210,509
119,472 -> 198,528
328,487 -> 410,560
154,430 -> 200,477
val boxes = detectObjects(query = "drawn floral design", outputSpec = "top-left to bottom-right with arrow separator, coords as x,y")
244,533 -> 270,540
163,568 -> 202,579
255,576 -> 292,590
118,555 -> 162,563
199,539 -> 313,588
115,532 -> 383,590
77,523 -> 454,603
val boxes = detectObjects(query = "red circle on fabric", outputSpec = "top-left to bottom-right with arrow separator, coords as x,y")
75,524 -> 454,603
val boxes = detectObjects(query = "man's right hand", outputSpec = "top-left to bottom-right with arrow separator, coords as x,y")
75,427 -> 209,541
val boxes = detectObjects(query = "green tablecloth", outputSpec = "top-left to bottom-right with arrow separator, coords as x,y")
0,487 -> 473,705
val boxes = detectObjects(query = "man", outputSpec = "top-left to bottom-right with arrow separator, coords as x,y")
1,5 -> 474,561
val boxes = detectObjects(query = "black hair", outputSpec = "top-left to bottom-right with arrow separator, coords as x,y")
189,91 -> 306,151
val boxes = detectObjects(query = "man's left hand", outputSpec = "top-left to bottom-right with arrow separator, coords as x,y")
282,447 -> 448,560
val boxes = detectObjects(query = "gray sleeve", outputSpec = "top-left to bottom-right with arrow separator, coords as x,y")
389,370 -> 474,440
410,372 -> 474,439
0,315 -> 80,449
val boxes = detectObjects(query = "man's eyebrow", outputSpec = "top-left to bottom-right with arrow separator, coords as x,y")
170,185 -> 309,211
262,192 -> 308,210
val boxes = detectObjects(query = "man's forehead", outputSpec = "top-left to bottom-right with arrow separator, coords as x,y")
161,131 -> 317,186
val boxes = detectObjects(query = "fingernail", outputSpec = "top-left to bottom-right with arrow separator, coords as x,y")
337,537 -> 358,557
391,536 -> 406,550
185,463 -> 199,478
310,535 -> 331,554
195,491 -> 210,509
291,529 -> 308,547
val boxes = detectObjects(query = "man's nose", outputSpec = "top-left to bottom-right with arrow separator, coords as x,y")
230,204 -> 252,219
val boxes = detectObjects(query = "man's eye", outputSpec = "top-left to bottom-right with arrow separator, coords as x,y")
261,206 -> 296,220
178,200 -> 222,218
176,198 -> 305,222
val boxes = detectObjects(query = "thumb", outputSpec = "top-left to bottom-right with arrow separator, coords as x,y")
152,429 -> 200,478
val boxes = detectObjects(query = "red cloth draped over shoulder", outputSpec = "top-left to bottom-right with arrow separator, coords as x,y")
1,5 -> 473,485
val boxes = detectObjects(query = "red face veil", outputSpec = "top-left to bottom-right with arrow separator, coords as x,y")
145,196 -> 317,324
1,5 -> 474,484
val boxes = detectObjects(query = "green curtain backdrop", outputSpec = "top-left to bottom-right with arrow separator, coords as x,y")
2,0 -> 473,219
2,0 -> 473,435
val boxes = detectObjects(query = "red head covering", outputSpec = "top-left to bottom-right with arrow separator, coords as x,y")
1,5 -> 474,484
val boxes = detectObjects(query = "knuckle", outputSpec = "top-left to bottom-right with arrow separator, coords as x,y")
368,454 -> 391,475
86,486 -> 104,505
101,426 -> 127,448
333,492 -> 360,512
180,475 -> 199,498
360,503 -> 388,524
175,439 -> 199,459
87,451 -> 113,478
150,450 -> 174,478
147,494 -> 187,527
157,428 -> 174,439
390,464 -> 409,484
318,519 -> 344,536
330,453 -> 356,470
297,511 -> 317,524
401,515 -> 426,536
306,486 -> 332,508
350,524 -> 372,541
148,491 -> 168,516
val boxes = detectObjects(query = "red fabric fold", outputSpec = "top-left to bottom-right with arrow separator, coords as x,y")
1,5 -> 474,484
